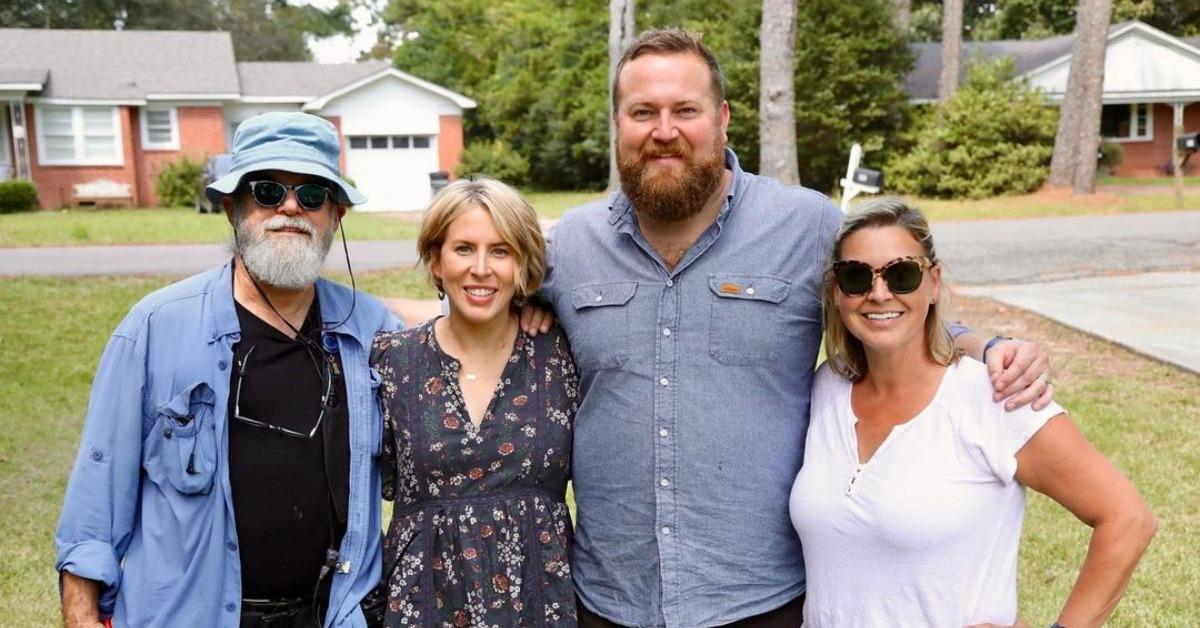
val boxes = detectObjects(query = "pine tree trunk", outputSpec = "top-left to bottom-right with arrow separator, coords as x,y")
1049,0 -> 1113,190
938,0 -> 963,103
894,0 -> 911,34
759,0 -> 799,185
608,0 -> 636,191
1071,0 -> 1114,194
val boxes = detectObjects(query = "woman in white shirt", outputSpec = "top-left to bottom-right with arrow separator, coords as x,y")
790,197 -> 1156,627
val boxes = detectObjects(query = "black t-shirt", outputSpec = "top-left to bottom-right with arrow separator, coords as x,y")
228,296 -> 349,599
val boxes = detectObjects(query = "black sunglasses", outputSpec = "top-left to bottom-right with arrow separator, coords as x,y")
232,345 -> 332,439
833,256 -> 935,297
246,180 -> 333,212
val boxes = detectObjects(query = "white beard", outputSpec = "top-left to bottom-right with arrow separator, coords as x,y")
232,213 -> 335,290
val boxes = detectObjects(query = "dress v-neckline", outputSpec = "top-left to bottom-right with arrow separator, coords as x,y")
430,320 -> 522,430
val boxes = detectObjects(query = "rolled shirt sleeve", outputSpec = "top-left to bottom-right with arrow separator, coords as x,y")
55,330 -> 148,611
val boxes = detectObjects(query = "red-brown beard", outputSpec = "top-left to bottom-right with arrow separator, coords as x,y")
617,135 -> 725,223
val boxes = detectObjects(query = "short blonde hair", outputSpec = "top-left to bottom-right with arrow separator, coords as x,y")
823,197 -> 959,381
417,177 -> 547,300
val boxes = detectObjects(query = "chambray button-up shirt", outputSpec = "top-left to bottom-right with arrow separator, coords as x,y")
55,262 -> 399,628
542,150 -> 843,627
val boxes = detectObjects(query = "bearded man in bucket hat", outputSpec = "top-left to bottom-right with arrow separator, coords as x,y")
56,112 -> 399,628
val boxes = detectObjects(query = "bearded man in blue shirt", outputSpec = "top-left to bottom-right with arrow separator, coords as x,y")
529,30 -> 1056,627
55,112 -> 399,628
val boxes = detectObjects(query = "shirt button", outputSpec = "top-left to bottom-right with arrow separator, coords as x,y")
90,449 -> 104,462
218,359 -> 228,371
666,279 -> 674,287
162,428 -> 172,439
227,541 -> 237,551
659,428 -> 669,438
660,477 -> 670,487
662,327 -> 671,336
659,377 -> 669,386
660,526 -> 671,536
594,294 -> 603,302
225,602 -> 237,612
746,287 -> 756,295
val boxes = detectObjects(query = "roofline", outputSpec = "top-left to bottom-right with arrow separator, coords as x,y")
1023,21 -> 1200,83
0,83 -> 43,91
239,95 -> 311,104
146,92 -> 241,100
301,67 -> 477,111
30,97 -> 146,106
1042,90 -> 1200,102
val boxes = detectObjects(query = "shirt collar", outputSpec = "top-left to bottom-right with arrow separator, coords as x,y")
209,259 -> 374,347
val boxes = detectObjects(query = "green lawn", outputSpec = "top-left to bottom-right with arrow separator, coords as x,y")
0,190 -> 608,248
2,272 -> 1196,625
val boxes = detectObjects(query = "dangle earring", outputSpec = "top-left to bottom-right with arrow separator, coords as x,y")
436,281 -> 445,301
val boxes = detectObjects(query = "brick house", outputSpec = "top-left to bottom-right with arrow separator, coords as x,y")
0,29 -> 475,211
908,21 -> 1200,177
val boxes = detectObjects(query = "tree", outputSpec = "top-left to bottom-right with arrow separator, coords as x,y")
1047,0 -> 1113,193
758,0 -> 799,185
893,0 -> 912,33
888,58 -> 1058,199
608,0 -> 636,190
938,0 -> 963,102
790,0 -> 913,192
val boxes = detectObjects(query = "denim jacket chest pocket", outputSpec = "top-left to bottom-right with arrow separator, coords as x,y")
570,281 -> 637,371
143,381 -> 218,495
708,273 -> 791,365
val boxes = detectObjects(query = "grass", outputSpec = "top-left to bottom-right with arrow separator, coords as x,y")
856,188 -> 1197,222
0,207 -> 421,248
0,190 -> 608,248
1097,175 -> 1200,186
2,274 -> 1196,625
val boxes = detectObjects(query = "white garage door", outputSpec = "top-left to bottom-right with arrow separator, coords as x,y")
345,134 -> 439,212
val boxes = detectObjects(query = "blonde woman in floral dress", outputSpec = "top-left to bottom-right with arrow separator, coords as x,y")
371,178 -> 579,626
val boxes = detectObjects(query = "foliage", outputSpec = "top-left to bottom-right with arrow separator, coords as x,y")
380,0 -> 905,193
154,157 -> 205,208
887,58 -> 1058,199
790,0 -> 913,192
1098,140 -> 1124,175
0,180 -> 39,214
456,140 -> 531,186
0,0 -> 355,60
907,0 -> 1200,40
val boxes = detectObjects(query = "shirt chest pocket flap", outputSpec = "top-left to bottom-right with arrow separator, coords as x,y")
144,381 -> 218,495
708,273 -> 790,365
570,281 -> 636,370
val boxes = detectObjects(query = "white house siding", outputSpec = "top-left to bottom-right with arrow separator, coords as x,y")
1029,26 -> 1200,102
223,102 -> 304,147
319,76 -> 461,212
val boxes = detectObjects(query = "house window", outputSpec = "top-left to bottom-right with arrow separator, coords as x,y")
369,136 -> 388,149
391,135 -> 409,149
1100,103 -> 1152,142
348,136 -> 367,149
140,107 -> 179,150
413,136 -> 431,149
35,105 -> 122,166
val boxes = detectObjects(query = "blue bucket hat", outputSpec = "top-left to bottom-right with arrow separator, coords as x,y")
205,111 -> 366,207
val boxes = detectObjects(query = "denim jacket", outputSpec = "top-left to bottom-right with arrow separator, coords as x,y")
55,261 -> 400,627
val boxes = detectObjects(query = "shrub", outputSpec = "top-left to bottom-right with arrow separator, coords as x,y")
887,58 -> 1059,199
0,180 -> 39,214
1098,140 -> 1123,175
455,140 -> 531,187
155,157 -> 205,208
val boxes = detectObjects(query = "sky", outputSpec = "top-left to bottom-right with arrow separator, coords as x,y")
302,0 -> 384,63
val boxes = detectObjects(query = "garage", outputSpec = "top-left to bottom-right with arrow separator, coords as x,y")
345,133 -> 439,212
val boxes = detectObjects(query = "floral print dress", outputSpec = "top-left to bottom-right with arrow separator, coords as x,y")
371,320 -> 579,627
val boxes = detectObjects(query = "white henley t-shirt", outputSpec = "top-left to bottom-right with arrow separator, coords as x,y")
790,358 -> 1064,627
